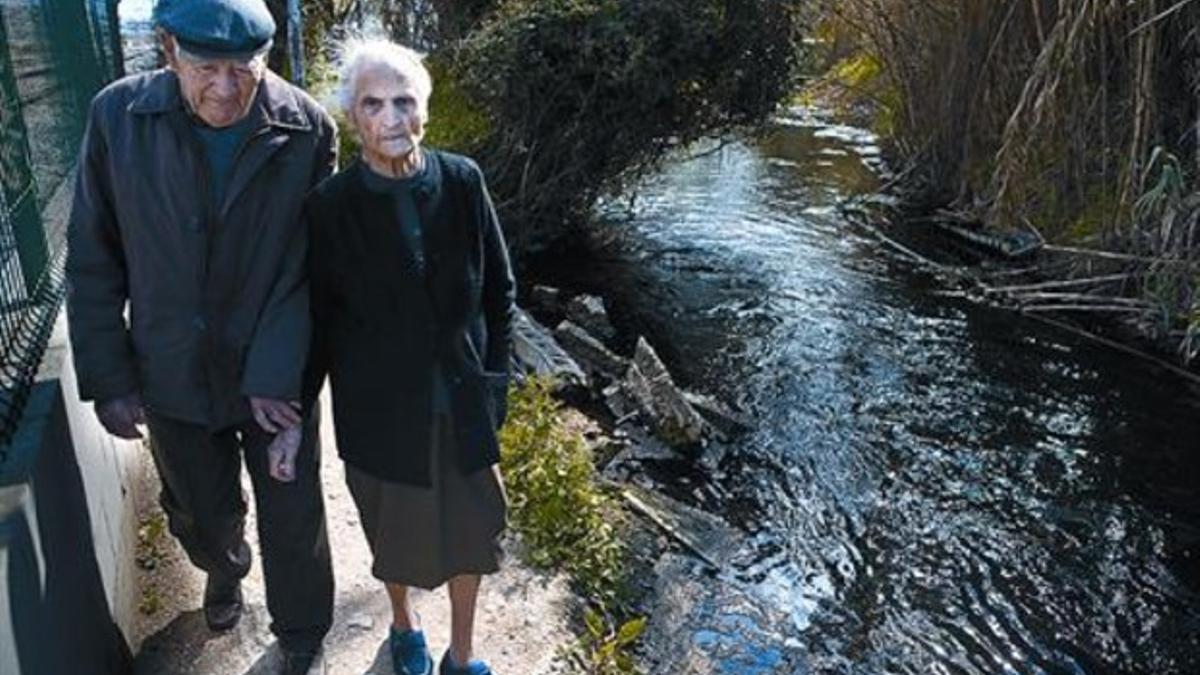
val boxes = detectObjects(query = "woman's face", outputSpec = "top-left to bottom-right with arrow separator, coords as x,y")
350,65 -> 427,161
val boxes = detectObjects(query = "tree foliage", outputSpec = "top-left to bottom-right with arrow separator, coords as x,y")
452,0 -> 806,256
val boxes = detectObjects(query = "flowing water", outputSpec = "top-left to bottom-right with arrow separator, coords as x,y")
533,109 -> 1200,674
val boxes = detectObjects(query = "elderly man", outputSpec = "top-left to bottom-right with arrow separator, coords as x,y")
65,0 -> 334,671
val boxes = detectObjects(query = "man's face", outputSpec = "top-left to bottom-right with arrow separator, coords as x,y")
350,65 -> 427,162
164,35 -> 266,128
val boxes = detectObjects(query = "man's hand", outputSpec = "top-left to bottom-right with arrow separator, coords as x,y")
267,426 -> 302,482
249,397 -> 302,433
95,394 -> 146,440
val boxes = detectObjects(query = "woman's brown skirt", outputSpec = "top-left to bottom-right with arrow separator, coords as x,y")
344,414 -> 507,589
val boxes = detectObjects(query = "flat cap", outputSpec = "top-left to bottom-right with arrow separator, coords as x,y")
154,0 -> 276,59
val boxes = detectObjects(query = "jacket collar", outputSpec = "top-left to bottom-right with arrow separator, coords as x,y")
128,69 -> 312,132
348,150 -> 441,200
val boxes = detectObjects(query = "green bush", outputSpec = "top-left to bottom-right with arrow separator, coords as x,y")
499,377 -> 649,672
499,377 -> 625,607
423,57 -> 492,154
457,0 -> 806,256
1185,289 -> 1200,362
581,609 -> 646,674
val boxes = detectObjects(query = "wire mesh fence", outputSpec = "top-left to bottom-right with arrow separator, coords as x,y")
1,0 -> 122,451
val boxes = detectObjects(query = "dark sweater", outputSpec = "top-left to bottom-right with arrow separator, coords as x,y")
304,150 -> 516,486
191,112 -> 255,208
360,158 -> 452,415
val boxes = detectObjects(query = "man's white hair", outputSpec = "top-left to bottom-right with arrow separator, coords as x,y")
337,38 -> 432,114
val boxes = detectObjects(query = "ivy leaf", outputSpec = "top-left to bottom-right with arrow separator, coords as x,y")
616,616 -> 646,645
584,608 -> 606,638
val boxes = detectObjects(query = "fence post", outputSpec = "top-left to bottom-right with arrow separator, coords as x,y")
288,0 -> 304,87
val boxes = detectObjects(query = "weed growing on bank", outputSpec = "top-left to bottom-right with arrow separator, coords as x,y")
499,377 -> 646,673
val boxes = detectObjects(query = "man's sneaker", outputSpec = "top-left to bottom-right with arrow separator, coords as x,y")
202,573 -> 243,631
389,627 -> 433,675
438,649 -> 492,675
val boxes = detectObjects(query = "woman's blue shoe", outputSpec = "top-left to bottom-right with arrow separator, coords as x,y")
438,649 -> 493,675
389,627 -> 433,675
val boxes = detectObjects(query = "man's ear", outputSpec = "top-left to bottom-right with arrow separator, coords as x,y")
159,29 -> 179,70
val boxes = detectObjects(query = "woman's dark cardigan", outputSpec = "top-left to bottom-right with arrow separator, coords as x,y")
302,150 -> 516,487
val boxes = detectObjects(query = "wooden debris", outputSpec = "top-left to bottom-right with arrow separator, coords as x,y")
512,308 -> 588,389
528,285 -> 565,318
682,391 -> 753,437
624,338 -> 707,447
617,486 -> 734,571
553,320 -> 630,379
565,294 -> 618,345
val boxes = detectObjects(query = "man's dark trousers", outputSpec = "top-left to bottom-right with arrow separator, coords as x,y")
144,409 -> 332,651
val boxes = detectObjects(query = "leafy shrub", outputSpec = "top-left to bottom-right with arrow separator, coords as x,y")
457,0 -> 806,256
499,377 -> 625,607
499,377 -> 645,672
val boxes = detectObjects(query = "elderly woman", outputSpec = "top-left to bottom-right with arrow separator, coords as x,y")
298,39 -> 515,675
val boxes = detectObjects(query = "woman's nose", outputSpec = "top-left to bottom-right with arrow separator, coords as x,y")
389,102 -> 413,126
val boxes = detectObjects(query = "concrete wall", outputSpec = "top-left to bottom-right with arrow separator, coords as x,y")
0,312 -> 146,675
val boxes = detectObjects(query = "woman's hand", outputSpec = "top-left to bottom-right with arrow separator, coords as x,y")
267,426 -> 302,482
250,396 -> 302,433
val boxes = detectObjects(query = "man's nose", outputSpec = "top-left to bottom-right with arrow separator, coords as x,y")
211,72 -> 238,98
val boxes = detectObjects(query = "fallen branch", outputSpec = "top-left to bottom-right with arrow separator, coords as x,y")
619,489 -> 721,571
982,264 -> 1056,278
1129,0 -> 1199,35
929,289 -> 975,299
1011,292 -> 1154,307
1042,244 -> 1200,266
1019,304 -> 1150,314
852,218 -> 952,271
1022,314 -> 1200,385
613,411 -> 640,427
984,273 -> 1138,294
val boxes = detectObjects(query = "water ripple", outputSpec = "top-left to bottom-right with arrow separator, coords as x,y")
538,117 -> 1200,673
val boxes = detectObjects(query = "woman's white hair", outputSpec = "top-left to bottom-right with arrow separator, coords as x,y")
337,38 -> 433,114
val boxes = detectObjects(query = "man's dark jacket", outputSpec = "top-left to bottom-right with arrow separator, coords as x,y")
303,153 -> 516,487
66,69 -> 337,428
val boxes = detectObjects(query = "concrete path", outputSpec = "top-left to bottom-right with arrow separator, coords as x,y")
130,394 -> 577,674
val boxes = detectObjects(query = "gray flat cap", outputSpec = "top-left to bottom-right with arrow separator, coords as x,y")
154,0 -> 276,59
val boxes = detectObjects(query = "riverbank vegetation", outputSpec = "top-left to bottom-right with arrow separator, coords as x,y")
809,0 -> 1200,363
498,378 -> 644,673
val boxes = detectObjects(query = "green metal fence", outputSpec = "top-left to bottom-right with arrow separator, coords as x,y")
1,0 -> 123,450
